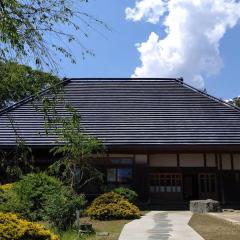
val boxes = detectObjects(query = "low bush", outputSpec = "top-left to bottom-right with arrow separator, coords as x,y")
44,189 -> 86,230
0,212 -> 59,240
86,192 -> 140,220
12,172 -> 64,221
0,173 -> 86,229
0,188 -> 23,214
113,187 -> 138,203
0,183 -> 14,191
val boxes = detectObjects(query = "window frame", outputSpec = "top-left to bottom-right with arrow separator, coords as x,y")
150,173 -> 182,193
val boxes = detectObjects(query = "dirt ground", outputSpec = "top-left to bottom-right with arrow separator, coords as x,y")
189,213 -> 240,240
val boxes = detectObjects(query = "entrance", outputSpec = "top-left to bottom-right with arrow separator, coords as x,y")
149,173 -> 183,202
183,174 -> 198,201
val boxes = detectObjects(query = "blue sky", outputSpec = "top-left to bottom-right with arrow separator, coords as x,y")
57,0 -> 240,100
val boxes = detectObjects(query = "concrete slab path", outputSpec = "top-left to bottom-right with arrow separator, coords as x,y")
119,211 -> 204,240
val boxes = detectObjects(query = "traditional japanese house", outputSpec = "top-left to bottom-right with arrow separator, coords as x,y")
1,78 -> 240,204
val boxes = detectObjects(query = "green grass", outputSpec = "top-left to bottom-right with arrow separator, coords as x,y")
189,213 -> 240,240
60,217 -> 131,240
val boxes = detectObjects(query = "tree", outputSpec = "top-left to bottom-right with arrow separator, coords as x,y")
0,138 -> 34,183
49,105 -> 104,191
230,97 -> 240,107
0,0 -> 108,68
0,61 -> 61,109
0,0 -> 107,185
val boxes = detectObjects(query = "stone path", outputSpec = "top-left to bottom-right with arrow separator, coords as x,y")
118,211 -> 204,240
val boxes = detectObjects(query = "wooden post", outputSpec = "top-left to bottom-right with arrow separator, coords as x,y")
219,154 -> 225,205
75,210 -> 80,228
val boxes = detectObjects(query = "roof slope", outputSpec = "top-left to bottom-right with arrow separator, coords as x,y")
1,78 -> 240,148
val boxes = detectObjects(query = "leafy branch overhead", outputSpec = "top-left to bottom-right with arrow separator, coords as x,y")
49,105 -> 104,191
0,0 -> 110,68
0,61 -> 61,109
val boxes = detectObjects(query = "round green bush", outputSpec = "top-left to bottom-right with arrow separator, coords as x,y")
0,173 -> 86,229
13,172 -> 63,221
86,192 -> 140,220
113,187 -> 138,203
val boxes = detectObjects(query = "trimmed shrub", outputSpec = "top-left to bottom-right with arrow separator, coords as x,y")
113,187 -> 138,203
86,192 -> 140,220
0,212 -> 59,240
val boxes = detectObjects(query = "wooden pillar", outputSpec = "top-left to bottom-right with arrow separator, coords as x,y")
133,154 -> 149,202
218,154 -> 225,205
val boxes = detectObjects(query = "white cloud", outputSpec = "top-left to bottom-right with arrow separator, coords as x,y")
126,0 -> 240,89
125,0 -> 167,24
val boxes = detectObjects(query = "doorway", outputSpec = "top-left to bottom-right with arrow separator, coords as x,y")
183,174 -> 198,201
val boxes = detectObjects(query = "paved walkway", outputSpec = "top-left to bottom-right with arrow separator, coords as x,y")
119,211 -> 203,240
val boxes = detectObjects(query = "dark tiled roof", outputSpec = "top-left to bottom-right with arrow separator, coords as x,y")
1,78 -> 240,148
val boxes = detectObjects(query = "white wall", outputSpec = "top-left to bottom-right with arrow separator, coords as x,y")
135,154 -> 148,164
179,154 -> 204,167
221,154 -> 231,170
206,153 -> 216,167
149,154 -> 177,167
233,154 -> 240,170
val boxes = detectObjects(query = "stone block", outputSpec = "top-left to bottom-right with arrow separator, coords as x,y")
190,199 -> 222,213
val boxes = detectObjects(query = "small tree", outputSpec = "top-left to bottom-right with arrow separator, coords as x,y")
0,138 -> 34,183
49,105 -> 104,191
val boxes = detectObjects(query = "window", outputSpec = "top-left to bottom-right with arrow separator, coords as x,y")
107,168 -> 132,183
199,173 -> 216,193
107,168 -> 117,182
150,173 -> 182,193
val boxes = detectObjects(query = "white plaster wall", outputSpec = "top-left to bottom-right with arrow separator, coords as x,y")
135,154 -> 148,164
221,154 -> 232,170
149,154 -> 177,167
233,154 -> 240,170
179,154 -> 204,167
206,153 -> 216,167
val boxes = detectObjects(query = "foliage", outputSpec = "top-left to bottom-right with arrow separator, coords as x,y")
0,183 -> 14,191
0,138 -> 36,183
49,107 -> 104,191
44,188 -> 86,230
0,173 -> 86,229
0,212 -> 59,240
12,173 -> 64,221
0,0 -> 109,68
86,192 -> 140,220
0,61 -> 61,109
229,97 -> 240,108
0,187 -> 23,214
113,187 -> 138,204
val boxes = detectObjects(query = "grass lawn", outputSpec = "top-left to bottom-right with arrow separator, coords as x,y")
189,213 -> 240,240
60,217 -> 130,240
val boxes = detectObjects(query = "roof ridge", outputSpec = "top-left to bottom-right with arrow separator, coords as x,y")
0,78 -> 71,116
174,78 -> 240,113
68,77 -> 177,81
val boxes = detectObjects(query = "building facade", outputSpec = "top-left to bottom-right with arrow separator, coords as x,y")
1,78 -> 240,204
